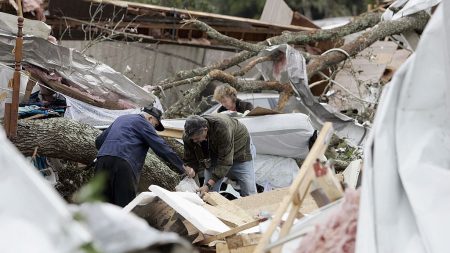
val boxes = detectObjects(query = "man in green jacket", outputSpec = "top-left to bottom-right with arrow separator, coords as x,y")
183,114 -> 257,197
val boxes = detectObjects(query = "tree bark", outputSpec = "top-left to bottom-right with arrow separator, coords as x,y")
10,118 -> 181,192
163,11 -> 429,117
306,11 -> 430,78
155,12 -> 382,89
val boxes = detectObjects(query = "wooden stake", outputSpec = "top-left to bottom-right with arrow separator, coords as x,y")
253,122 -> 334,253
5,0 -> 24,138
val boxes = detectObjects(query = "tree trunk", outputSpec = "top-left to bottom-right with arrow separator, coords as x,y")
10,118 -> 181,192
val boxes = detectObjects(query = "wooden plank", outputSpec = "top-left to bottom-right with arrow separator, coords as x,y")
204,204 -> 249,228
226,233 -> 261,249
315,167 -> 344,202
232,187 -> 318,217
158,127 -> 183,139
203,192 -> 254,222
253,123 -> 334,253
216,242 -> 230,253
198,219 -> 265,245
230,245 -> 257,253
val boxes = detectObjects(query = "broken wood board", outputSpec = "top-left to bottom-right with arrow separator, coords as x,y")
232,188 -> 318,217
198,219 -> 265,245
217,242 -> 257,253
203,192 -> 254,222
226,233 -> 262,250
149,185 -> 229,235
158,126 -> 183,139
204,204 -> 252,228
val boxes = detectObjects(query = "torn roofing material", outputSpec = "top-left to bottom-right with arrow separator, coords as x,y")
0,21 -> 155,108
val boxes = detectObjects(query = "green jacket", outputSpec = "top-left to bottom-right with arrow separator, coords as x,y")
183,114 -> 252,182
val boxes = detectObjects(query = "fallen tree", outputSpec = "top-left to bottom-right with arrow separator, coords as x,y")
164,11 -> 429,118
10,118 -> 181,193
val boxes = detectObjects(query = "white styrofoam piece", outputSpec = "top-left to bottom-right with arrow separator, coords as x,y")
123,192 -> 157,213
149,185 -> 230,235
342,159 -> 362,189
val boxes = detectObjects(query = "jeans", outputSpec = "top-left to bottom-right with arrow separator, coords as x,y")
204,139 -> 257,197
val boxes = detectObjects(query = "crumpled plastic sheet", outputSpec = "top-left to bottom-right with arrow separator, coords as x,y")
256,44 -> 369,146
0,31 -> 154,108
382,0 -> 441,21
74,203 -> 193,253
64,95 -> 164,127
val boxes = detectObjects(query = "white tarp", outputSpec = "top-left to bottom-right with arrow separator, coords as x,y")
0,127 -> 91,253
382,0 -> 441,21
64,95 -> 163,127
254,154 -> 299,190
356,2 -> 450,253
0,64 -> 32,119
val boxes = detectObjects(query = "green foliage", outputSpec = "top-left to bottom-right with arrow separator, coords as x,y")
80,243 -> 101,253
72,172 -> 107,204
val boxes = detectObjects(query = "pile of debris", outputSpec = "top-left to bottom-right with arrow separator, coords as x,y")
1,0 -> 449,253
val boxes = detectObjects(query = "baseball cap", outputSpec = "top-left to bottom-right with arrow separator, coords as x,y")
142,106 -> 165,131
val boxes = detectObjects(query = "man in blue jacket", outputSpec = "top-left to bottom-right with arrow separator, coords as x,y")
95,106 -> 195,207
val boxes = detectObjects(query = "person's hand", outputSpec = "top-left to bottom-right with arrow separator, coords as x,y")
183,165 -> 196,178
196,185 -> 209,198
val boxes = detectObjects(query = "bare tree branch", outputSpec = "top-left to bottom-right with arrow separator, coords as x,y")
155,12 -> 382,87
306,11 -> 429,78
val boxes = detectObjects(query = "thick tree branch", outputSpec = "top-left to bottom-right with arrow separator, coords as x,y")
155,12 -> 382,87
164,70 -> 293,117
182,19 -> 264,52
307,11 -> 429,78
10,118 -> 181,191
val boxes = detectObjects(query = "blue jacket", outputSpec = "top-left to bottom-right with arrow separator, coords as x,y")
95,114 -> 184,180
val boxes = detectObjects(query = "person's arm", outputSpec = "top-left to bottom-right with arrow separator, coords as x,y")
140,122 -> 185,175
210,124 -> 234,182
95,125 -> 111,150
183,135 -> 200,171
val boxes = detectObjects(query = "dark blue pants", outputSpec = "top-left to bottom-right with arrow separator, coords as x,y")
95,156 -> 137,207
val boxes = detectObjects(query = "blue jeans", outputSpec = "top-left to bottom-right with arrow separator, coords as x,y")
204,139 -> 257,196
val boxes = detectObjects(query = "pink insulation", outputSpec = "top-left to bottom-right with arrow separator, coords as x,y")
296,189 -> 360,253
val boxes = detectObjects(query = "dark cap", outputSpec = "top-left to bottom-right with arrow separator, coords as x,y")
142,106 -> 165,131
184,115 -> 208,138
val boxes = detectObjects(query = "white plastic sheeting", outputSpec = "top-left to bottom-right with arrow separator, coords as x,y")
0,127 -> 91,253
0,126 -> 192,253
76,203 -> 192,253
356,2 -> 450,253
239,113 -> 314,158
382,0 -> 441,20
64,95 -> 163,127
254,154 -> 299,190
0,64 -> 32,119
